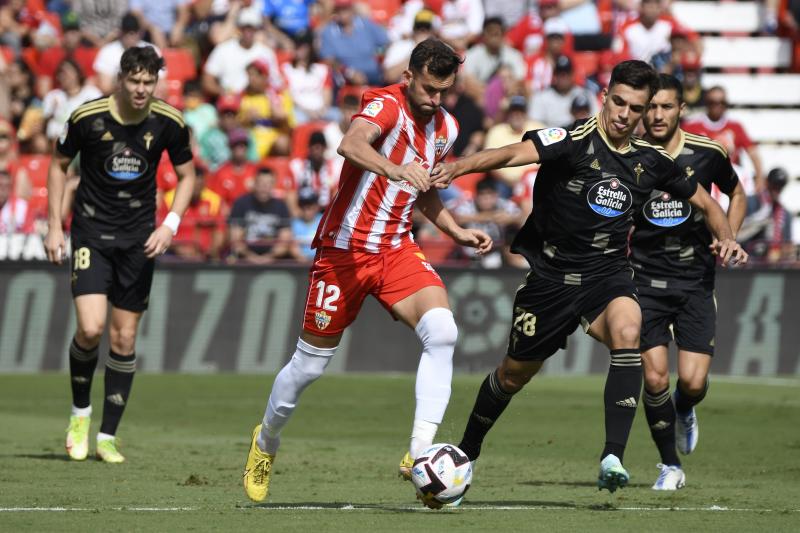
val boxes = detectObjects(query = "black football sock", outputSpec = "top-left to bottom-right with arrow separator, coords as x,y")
100,350 -> 136,436
643,386 -> 680,466
69,338 -> 99,409
601,349 -> 642,462
458,369 -> 515,461
674,379 -> 708,414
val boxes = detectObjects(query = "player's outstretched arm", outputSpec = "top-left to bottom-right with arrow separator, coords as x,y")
338,118 -> 431,191
430,140 -> 540,188
726,181 -> 747,238
416,189 -> 493,255
44,152 -> 73,265
144,160 -> 196,258
688,185 -> 748,267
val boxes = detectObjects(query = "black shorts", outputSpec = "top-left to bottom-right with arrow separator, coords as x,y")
507,269 -> 639,361
70,233 -> 155,312
638,284 -> 716,356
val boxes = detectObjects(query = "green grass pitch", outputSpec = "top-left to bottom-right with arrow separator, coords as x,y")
1,374 -> 798,531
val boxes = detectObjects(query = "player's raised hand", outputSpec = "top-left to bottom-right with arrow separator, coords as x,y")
709,238 -> 748,267
144,225 -> 174,258
430,161 -> 458,189
387,161 -> 431,192
44,226 -> 67,265
453,228 -> 493,255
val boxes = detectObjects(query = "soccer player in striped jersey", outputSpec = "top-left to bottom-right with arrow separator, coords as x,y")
431,60 -> 747,493
44,46 -> 196,463
242,39 -> 493,504
631,74 -> 746,490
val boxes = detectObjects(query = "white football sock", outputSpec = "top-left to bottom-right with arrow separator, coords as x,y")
97,432 -> 114,443
257,338 -> 337,454
71,405 -> 92,417
410,307 -> 457,458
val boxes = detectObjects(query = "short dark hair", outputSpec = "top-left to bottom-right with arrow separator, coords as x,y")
256,166 -> 275,177
608,60 -> 659,99
408,38 -> 463,78
57,58 -> 86,85
483,16 -> 504,31
120,46 -> 164,77
655,73 -> 684,103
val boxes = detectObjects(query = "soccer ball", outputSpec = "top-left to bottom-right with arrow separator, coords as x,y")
410,443 -> 473,505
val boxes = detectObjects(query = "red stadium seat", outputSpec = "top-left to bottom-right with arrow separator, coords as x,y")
276,49 -> 295,66
260,157 -> 294,192
291,121 -> 329,159
18,155 -> 51,218
165,79 -> 185,110
572,51 -> 599,80
0,45 -> 14,64
73,47 -> 99,77
162,48 -> 197,82
366,0 -> 402,25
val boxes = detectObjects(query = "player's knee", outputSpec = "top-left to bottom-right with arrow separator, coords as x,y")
497,367 -> 532,394
290,339 -> 336,384
643,367 -> 669,392
679,375 -> 707,396
416,308 -> 458,352
109,326 -> 137,354
613,323 -> 641,348
77,323 -> 105,345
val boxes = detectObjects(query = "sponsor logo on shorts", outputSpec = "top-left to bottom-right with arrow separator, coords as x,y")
642,192 -> 692,227
105,147 -> 148,181
537,127 -> 567,146
315,310 -> 332,330
587,178 -> 632,217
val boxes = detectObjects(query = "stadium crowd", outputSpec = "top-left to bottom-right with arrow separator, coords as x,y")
0,0 -> 798,266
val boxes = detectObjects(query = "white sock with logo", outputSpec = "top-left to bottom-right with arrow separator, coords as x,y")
257,338 -> 337,454
410,308 -> 457,458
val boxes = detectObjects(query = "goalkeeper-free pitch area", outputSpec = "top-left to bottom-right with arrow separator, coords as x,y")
1,373 -> 798,531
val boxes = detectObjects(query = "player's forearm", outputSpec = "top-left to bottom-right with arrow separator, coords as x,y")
726,184 -> 746,237
700,197 -> 734,242
452,142 -> 537,178
46,157 -> 69,228
417,189 -> 462,239
337,136 -> 396,178
168,165 -> 197,219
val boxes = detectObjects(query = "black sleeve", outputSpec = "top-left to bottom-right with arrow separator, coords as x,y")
55,114 -> 83,159
276,200 -> 291,230
711,151 -> 739,195
657,156 -> 698,199
166,122 -> 193,167
522,127 -> 574,164
229,197 -> 247,226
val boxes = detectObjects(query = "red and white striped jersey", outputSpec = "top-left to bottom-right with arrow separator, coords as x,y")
313,84 -> 459,253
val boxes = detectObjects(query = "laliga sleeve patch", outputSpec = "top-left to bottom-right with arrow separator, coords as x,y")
537,127 -> 567,146
362,99 -> 384,118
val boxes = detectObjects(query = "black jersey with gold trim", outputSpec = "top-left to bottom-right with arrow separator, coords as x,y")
630,130 -> 739,288
511,116 -> 697,285
56,96 -> 192,238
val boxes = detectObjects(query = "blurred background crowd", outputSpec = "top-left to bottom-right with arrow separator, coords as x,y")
0,0 -> 799,267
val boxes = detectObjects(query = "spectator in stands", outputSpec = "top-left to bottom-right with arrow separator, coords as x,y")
282,32 -> 336,124
569,92 -> 592,123
74,0 -> 129,47
263,0 -> 313,43
524,17 -> 570,95
451,176 -> 522,268
443,79 -> 486,158
183,80 -> 218,141
238,59 -> 294,157
439,0 -> 485,44
319,0 -> 389,86
484,95 -> 543,189
0,0 -> 29,54
202,9 -> 283,97
130,0 -> 192,49
388,0 -> 483,45
8,59 -> 45,153
484,0 -> 527,33
35,11 -> 86,97
745,168 -> 795,262
199,94 -> 253,170
288,131 -> 340,215
229,166 -> 294,264
383,9 -> 437,84
560,0 -> 602,35
508,0 -> 566,57
163,165 -> 227,260
677,51 -> 704,109
290,187 -> 322,262
463,17 -> 526,103
323,91 -> 360,163
613,0 -> 699,66
42,59 -> 102,142
210,128 -> 259,206
530,55 -> 598,128
93,14 -> 161,95
0,168 -> 31,234
683,86 -> 765,192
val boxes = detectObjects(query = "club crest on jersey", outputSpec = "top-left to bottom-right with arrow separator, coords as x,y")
587,177 -> 632,217
643,191 -> 692,227
315,310 -> 332,330
362,99 -> 384,118
537,127 -> 567,146
105,147 -> 148,181
434,135 -> 447,156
